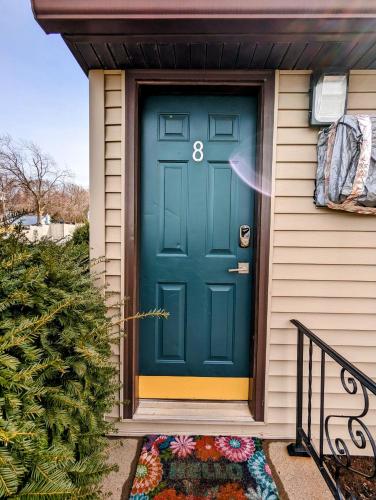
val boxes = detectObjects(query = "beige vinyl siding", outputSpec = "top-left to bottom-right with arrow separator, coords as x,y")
269,70 -> 376,439
89,70 -> 124,420
89,68 -> 376,439
105,72 -> 124,420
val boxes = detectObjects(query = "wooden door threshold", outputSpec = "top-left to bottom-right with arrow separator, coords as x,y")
133,399 -> 254,424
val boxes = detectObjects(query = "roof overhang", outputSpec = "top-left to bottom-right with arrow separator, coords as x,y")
32,1 -> 376,74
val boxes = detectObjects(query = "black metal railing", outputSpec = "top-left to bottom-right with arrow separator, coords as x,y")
287,319 -> 376,499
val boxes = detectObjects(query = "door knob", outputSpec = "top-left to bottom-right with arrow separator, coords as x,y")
228,262 -> 249,274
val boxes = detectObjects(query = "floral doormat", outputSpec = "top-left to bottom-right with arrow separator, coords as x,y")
130,435 -> 279,499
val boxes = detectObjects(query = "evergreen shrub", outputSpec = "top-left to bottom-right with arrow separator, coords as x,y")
71,221 -> 89,247
0,227 -> 118,498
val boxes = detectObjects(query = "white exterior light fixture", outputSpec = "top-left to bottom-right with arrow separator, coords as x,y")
310,72 -> 348,126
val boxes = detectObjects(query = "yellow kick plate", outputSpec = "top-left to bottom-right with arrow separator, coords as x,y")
139,376 -> 251,400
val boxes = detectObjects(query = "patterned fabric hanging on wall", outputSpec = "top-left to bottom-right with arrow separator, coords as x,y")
315,114 -> 376,214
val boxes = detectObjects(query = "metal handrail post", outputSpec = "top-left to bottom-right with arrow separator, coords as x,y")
287,325 -> 310,457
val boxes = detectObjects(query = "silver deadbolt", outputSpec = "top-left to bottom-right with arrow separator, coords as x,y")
240,225 -> 251,248
228,262 -> 249,274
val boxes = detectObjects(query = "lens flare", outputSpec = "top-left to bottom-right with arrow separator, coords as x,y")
229,141 -> 272,198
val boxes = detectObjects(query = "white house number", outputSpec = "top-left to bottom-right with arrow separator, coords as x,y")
192,141 -> 204,162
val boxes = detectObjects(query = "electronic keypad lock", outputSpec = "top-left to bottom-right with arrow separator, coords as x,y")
239,225 -> 251,248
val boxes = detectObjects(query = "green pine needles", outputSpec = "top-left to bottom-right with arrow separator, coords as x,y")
0,227 -> 119,498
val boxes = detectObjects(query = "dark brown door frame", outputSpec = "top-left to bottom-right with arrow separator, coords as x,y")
123,70 -> 275,421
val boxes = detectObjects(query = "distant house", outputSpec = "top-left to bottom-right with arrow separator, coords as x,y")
13,214 -> 51,227
12,213 -> 77,242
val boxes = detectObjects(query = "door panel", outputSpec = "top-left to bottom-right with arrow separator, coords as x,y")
140,94 -> 257,381
207,162 -> 237,255
158,162 -> 188,255
156,283 -> 186,362
206,284 -> 235,362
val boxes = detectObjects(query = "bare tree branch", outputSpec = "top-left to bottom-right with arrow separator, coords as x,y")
0,135 -> 73,224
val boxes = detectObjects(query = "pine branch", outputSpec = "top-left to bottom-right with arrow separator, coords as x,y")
120,308 -> 170,322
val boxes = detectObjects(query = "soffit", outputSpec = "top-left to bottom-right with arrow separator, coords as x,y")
32,1 -> 376,74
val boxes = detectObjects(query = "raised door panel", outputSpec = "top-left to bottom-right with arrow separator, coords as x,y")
206,284 -> 235,363
206,163 -> 237,256
156,283 -> 187,362
158,162 -> 188,256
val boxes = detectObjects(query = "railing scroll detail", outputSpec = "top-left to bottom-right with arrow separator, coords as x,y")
287,320 -> 376,499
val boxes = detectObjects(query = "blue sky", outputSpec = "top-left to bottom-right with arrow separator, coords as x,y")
0,0 -> 89,186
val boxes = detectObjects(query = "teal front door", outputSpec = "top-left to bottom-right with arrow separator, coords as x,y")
139,94 -> 257,398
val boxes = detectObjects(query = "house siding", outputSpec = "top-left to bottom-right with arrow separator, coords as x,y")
89,70 -> 124,420
268,70 -> 376,437
89,68 -> 376,437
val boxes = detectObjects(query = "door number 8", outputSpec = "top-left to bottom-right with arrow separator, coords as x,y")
192,141 -> 204,162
